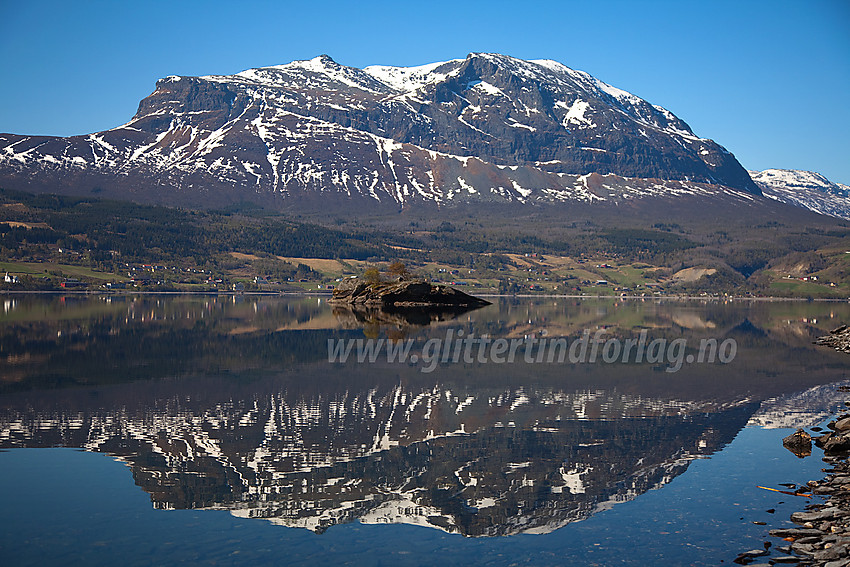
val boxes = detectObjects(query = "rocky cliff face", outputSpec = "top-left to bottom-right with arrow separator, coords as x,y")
0,53 -> 760,211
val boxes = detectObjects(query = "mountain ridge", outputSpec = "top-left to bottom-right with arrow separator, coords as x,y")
750,168 -> 850,220
0,53 -> 763,212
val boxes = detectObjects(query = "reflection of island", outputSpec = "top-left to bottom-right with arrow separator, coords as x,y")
1,375 -> 754,536
333,303 -> 485,331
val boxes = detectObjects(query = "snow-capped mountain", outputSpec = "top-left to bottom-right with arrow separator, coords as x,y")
749,169 -> 850,220
0,53 -> 761,211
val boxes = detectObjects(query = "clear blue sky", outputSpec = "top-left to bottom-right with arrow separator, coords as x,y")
1,0 -> 848,182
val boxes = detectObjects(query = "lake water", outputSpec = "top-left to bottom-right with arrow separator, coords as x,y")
1,294 -> 849,565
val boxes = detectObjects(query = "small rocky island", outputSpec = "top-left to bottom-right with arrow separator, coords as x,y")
330,276 -> 491,308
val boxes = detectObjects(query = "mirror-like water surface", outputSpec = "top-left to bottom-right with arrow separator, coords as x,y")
1,295 -> 849,565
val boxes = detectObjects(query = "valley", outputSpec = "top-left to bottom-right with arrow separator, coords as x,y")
1,187 -> 848,297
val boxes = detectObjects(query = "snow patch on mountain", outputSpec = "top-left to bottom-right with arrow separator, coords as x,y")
364,59 -> 463,92
559,99 -> 596,129
750,169 -> 850,220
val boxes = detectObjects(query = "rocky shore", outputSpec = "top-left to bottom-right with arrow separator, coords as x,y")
815,326 -> 850,353
735,412 -> 850,566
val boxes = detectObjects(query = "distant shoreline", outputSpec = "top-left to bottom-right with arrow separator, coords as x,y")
1,290 -> 848,302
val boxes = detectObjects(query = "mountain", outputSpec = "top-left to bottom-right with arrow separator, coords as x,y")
749,169 -> 850,220
0,53 -> 761,212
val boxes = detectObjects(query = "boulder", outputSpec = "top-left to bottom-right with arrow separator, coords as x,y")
823,432 -> 850,454
783,429 -> 812,458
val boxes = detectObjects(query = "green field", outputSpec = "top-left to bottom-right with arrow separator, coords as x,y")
0,261 -> 125,282
769,279 -> 849,298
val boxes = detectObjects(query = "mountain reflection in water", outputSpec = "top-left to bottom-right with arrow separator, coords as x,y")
1,295 -> 848,536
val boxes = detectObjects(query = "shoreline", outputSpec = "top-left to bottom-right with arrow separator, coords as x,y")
1,289 -> 848,302
738,408 -> 850,566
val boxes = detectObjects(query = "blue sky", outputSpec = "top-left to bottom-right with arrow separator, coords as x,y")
1,0 -> 848,182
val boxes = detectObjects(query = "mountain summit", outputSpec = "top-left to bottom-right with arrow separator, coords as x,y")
0,53 -> 760,210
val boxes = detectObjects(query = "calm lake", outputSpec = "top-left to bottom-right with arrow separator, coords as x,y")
1,294 -> 849,566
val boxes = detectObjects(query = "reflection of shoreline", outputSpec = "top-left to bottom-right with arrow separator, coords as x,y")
2,296 -> 848,405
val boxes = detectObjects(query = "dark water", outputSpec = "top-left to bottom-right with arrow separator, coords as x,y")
1,295 -> 849,565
